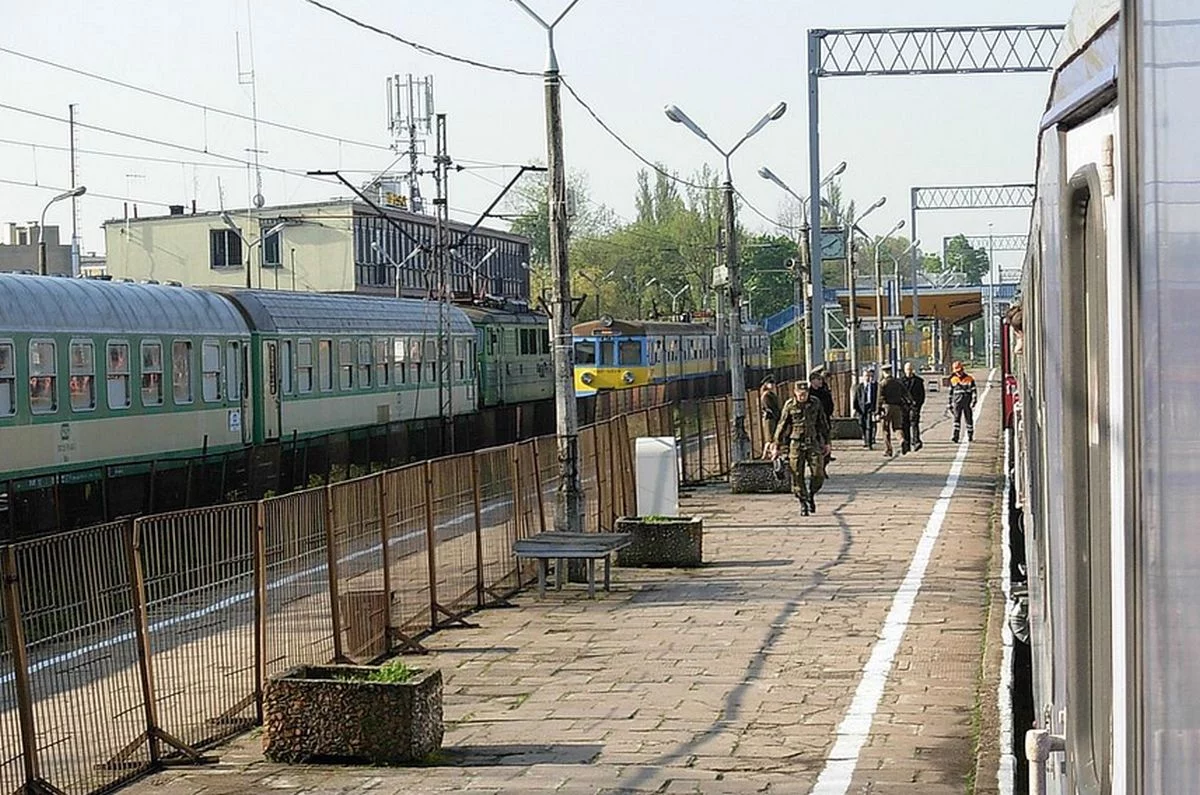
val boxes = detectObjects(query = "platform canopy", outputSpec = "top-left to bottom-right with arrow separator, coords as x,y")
833,286 -> 984,326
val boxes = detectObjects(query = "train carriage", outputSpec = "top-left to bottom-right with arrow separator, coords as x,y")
460,305 -> 553,407
220,290 -> 478,444
0,274 -> 252,480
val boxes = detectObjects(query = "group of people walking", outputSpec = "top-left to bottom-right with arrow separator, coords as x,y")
758,361 -> 978,515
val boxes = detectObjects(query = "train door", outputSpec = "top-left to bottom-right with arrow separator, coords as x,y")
262,339 -> 281,440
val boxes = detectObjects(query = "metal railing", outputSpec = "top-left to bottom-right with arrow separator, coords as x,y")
0,395 -> 745,794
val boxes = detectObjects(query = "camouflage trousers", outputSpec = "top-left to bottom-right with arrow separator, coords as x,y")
788,444 -> 825,500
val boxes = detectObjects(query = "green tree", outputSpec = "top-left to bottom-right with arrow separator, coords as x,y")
929,234 -> 990,285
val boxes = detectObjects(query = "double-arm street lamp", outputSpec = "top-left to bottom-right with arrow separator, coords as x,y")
756,161 -> 845,371
38,186 -> 87,276
371,241 -> 424,299
665,100 -> 787,464
577,268 -> 615,317
886,239 -> 921,370
857,217 -> 905,370
221,212 -> 290,289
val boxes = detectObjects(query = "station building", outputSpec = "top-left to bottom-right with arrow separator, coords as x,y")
102,200 -> 532,302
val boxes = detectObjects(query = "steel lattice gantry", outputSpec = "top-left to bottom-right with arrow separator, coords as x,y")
804,24 -> 1063,364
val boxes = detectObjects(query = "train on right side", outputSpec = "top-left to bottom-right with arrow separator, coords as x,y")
1006,1 -> 1200,792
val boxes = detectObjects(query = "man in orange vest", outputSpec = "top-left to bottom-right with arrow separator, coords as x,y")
948,361 -> 977,443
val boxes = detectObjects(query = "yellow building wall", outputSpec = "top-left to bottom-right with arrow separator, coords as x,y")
103,203 -> 357,291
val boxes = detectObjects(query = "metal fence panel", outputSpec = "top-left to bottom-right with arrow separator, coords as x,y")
426,456 -> 480,619
11,521 -> 150,794
474,447 -> 522,602
327,476 -> 386,663
262,488 -> 335,678
381,465 -> 432,637
136,504 -> 258,752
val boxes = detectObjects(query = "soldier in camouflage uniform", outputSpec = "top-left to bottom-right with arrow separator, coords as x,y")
770,380 -> 831,516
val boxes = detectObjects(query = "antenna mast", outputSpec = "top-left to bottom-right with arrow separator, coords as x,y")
385,74 -> 434,213
237,2 -> 266,209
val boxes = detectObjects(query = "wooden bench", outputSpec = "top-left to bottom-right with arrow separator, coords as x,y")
514,532 -> 633,598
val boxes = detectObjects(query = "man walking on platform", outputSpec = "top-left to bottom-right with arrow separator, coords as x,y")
900,361 -> 926,451
808,367 -> 835,471
770,380 -> 830,517
854,367 -> 878,449
878,364 -> 913,457
948,360 -> 978,443
758,374 -> 781,459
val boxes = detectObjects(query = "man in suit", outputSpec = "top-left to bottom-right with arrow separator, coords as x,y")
853,367 -> 878,449
900,361 -> 927,451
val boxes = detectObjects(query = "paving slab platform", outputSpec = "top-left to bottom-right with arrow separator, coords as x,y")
121,380 -> 1002,795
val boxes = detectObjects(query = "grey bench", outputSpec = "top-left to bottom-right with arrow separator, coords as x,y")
514,532 -> 633,598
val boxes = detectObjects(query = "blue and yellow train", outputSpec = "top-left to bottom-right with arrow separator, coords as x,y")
572,316 -> 770,396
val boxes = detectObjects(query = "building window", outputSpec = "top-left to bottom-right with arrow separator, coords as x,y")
172,340 -> 193,404
141,341 -> 164,406
263,227 -> 282,267
210,229 -> 243,269
0,342 -> 14,416
318,340 -> 333,391
69,340 -> 96,412
201,341 -> 222,402
297,340 -> 313,393
339,339 -> 354,390
358,339 -> 372,388
107,342 -> 130,410
375,338 -> 390,387
280,340 -> 293,394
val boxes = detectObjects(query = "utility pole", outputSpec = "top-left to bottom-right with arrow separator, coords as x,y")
873,243 -> 886,370
68,103 -> 80,277
721,172 -> 751,462
845,225 -> 859,379
513,0 -> 584,533
433,114 -> 454,452
797,222 -> 813,371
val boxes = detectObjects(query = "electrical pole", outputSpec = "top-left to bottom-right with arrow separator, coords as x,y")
722,168 -> 751,463
433,113 -> 454,453
845,226 -> 859,380
513,0 -> 584,533
873,243 -> 886,370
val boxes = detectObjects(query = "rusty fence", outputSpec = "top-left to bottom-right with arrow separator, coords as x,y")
0,397 -> 736,795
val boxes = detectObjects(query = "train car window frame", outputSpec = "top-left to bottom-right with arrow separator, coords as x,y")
540,329 -> 550,355
296,339 -> 313,394
618,339 -> 642,367
226,341 -> 243,403
375,338 -> 390,387
425,339 -> 437,381
201,340 -> 223,403
357,339 -> 372,389
317,339 -> 333,392
68,339 -> 96,412
393,337 -> 407,385
140,340 -> 164,407
28,339 -> 58,415
337,339 -> 354,390
0,340 -> 15,417
574,339 -> 597,366
171,340 -> 193,405
106,341 -> 131,410
280,339 -> 293,395
1061,164 -> 1112,795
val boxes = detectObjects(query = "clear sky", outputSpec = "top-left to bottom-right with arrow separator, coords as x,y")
0,0 -> 1074,272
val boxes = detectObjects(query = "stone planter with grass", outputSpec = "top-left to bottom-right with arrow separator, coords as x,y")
615,516 -> 703,568
264,659 -> 443,765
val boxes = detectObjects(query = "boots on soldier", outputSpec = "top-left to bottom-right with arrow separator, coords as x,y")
808,496 -> 817,514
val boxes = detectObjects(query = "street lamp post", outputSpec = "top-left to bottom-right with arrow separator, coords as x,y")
757,161 -> 845,372
864,218 -> 904,370
577,268 -> 615,318
38,186 -> 86,276
842,197 -> 886,380
665,101 -> 787,464
886,239 -> 920,369
372,242 -> 424,299
222,213 -> 288,289
511,0 -> 584,533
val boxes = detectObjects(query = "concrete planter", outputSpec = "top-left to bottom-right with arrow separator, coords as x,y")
730,460 -> 791,494
264,664 -> 443,765
615,516 -> 703,568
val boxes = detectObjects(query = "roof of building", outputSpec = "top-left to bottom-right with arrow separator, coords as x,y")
221,289 -> 475,336
0,274 -> 249,336
101,199 -> 530,244
459,305 -> 548,326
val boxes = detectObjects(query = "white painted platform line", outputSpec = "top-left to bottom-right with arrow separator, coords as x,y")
811,372 -> 995,795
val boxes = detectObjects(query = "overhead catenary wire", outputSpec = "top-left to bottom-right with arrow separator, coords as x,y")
0,43 -> 393,152
0,176 -> 175,207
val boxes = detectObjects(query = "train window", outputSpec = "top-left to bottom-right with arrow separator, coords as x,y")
456,339 -> 468,380
140,341 -> 163,407
393,338 -> 407,385
201,341 -> 222,402
338,339 -> 354,390
410,337 -> 422,383
225,341 -> 242,402
540,329 -> 550,354
619,340 -> 642,366
280,340 -> 293,395
1062,169 -> 1111,794
69,340 -> 96,412
357,339 -> 372,389
574,340 -> 596,365
0,342 -> 13,416
172,341 -> 193,405
317,340 -> 333,391
29,340 -> 58,414
106,342 -> 130,410
375,338 -> 390,387
599,340 -> 615,366
296,341 -> 313,393
425,340 -> 437,381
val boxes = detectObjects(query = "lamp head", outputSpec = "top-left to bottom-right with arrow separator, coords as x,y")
831,161 -> 847,177
767,101 -> 788,121
757,166 -> 776,181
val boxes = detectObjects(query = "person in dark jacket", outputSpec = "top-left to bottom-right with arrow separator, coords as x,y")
853,367 -> 878,449
900,361 -> 926,451
808,367 -> 835,470
878,364 -> 913,457
758,374 -> 782,459
770,380 -> 831,516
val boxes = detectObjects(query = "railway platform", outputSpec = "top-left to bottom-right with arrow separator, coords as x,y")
122,379 -> 1003,795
